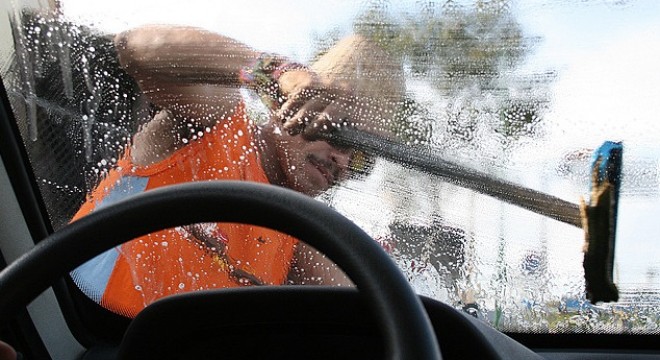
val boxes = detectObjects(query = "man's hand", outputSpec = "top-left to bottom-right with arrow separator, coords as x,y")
0,341 -> 16,360
276,70 -> 355,140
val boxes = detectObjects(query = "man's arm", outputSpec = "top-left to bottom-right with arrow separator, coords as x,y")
114,25 -> 259,88
116,25 -> 365,139
114,25 -> 260,121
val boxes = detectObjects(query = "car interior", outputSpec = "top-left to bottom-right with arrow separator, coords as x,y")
1,1 -> 659,359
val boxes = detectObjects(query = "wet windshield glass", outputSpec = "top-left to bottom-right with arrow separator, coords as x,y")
1,0 -> 659,333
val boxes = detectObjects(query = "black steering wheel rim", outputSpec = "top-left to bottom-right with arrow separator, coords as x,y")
0,181 -> 441,359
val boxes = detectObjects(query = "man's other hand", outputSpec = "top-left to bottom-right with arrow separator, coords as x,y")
0,341 -> 16,360
276,70 -> 355,140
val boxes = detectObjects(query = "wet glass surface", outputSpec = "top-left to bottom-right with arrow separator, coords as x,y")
1,0 -> 659,333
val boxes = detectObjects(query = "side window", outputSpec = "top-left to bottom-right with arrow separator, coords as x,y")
3,10 -> 143,229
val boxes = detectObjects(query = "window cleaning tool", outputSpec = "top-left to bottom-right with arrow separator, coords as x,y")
322,128 -> 621,303
580,141 -> 622,303
321,128 -> 583,227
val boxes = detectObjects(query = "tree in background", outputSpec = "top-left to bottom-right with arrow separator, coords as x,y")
345,0 -> 555,147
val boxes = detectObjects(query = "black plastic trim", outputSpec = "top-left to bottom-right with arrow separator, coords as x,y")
0,249 -> 51,359
508,332 -> 660,351
0,77 -> 105,350
0,79 -> 52,241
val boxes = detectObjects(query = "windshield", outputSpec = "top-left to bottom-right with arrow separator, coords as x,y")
1,0 -> 659,334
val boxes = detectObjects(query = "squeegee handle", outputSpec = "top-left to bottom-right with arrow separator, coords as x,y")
321,128 -> 582,228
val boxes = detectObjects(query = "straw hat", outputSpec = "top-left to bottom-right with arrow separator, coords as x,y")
310,34 -> 406,131
311,34 -> 405,102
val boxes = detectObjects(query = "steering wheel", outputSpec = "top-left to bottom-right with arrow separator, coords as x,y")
0,181 -> 441,359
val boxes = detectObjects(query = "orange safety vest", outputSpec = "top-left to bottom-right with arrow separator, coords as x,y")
70,104 -> 298,317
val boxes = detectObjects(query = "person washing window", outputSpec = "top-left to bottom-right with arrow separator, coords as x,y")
70,25 -> 406,317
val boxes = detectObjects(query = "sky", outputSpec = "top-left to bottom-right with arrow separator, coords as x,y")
512,0 -> 660,149
59,0 -> 362,60
58,0 -> 660,149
